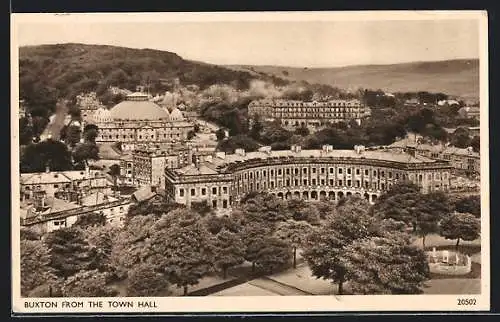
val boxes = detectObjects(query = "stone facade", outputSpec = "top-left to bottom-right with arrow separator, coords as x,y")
165,145 -> 452,214
248,99 -> 370,128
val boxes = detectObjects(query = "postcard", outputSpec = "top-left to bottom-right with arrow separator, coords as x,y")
11,10 -> 489,314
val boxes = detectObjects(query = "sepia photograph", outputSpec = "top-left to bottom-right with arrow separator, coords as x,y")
11,11 -> 489,313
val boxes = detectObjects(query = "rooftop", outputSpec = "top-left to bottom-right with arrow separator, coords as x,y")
172,145 -> 443,177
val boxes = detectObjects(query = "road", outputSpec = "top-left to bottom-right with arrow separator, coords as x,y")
40,100 -> 69,141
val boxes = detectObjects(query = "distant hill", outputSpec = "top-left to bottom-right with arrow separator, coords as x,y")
18,43 -> 288,116
226,59 -> 480,101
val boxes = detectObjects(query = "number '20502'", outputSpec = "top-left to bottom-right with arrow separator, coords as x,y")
457,298 -> 476,305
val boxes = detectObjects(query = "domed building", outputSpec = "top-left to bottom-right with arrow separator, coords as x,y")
92,92 -> 194,151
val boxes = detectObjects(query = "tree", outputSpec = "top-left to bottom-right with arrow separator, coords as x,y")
83,126 -> 99,143
62,270 -> 116,297
215,128 -> 226,141
274,220 -> 314,268
108,164 -> 121,189
249,117 -> 264,140
213,229 -> 245,279
414,191 -> 452,249
191,200 -> 213,217
340,236 -> 430,294
44,228 -> 94,278
302,196 -> 378,294
20,139 -> 73,173
471,136 -> 480,153
73,213 -> 107,229
240,222 -> 273,273
238,192 -> 289,227
439,212 -> 480,249
110,215 -> 156,278
72,142 -> 100,167
126,264 -> 170,296
450,127 -> 471,148
65,125 -> 82,148
145,210 -> 215,295
84,224 -> 120,273
19,117 -> 34,145
371,181 -> 422,230
203,214 -> 242,235
454,195 -> 481,217
21,240 -> 58,296
254,236 -> 292,274
294,125 -> 310,136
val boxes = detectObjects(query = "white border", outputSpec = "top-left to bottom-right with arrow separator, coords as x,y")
11,11 -> 490,313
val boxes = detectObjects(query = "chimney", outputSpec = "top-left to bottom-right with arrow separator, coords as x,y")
322,145 -> 333,153
354,145 -> 365,154
235,148 -> 246,156
45,165 -> 50,173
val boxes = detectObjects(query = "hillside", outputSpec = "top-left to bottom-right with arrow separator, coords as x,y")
226,59 -> 480,101
18,43 -> 288,116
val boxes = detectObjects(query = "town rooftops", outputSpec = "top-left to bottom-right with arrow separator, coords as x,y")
20,169 -> 107,185
170,145 -> 445,177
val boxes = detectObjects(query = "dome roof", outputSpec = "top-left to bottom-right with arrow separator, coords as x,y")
110,96 -> 170,121
169,108 -> 185,121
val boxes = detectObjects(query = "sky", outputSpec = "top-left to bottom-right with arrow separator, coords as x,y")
14,13 -> 481,68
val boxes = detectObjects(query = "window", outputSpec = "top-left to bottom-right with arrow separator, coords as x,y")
294,179 -> 299,186
312,168 -> 316,174
374,170 -> 377,176
271,181 -> 275,188
381,171 -> 385,178
179,188 -> 184,197
356,180 -> 360,187
212,200 -> 217,208
396,173 -> 400,179
286,169 -> 290,175
263,170 -> 266,177
119,207 -> 124,212
329,179 -> 334,186
191,188 -> 196,196
278,169 -> 282,175
286,179 -> 290,186
202,188 -> 206,195
365,169 -> 369,175
389,172 -> 393,179
329,168 -> 334,174
212,187 -> 217,195
271,170 -> 274,176
312,179 -> 316,185
250,172 -> 253,179
365,181 -> 369,188
303,168 -> 307,174
303,179 -> 308,185
347,180 -> 352,186
321,168 -> 325,174
347,168 -> 351,175
54,184 -> 59,188
381,183 -> 385,190
338,168 -> 343,174
321,179 -> 325,185
223,187 -> 228,194
356,169 -> 360,175
338,180 -> 343,186
295,168 -> 299,175
223,200 -> 228,208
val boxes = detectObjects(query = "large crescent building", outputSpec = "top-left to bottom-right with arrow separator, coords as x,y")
165,144 -> 452,214
91,92 -> 194,151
